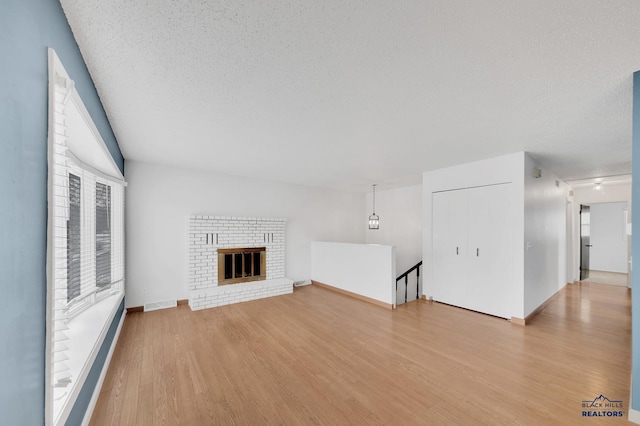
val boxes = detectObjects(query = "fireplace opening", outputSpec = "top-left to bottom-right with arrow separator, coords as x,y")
218,247 -> 266,285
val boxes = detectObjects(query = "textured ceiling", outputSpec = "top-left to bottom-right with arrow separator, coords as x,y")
60,0 -> 640,192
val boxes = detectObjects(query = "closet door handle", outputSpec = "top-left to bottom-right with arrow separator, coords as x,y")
456,247 -> 459,255
476,248 -> 479,257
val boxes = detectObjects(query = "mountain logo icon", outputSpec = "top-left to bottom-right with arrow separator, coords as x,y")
582,394 -> 623,407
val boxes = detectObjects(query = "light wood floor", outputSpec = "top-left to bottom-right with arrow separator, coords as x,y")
91,281 -> 632,425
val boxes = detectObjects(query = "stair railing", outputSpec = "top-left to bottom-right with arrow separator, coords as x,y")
396,261 -> 422,304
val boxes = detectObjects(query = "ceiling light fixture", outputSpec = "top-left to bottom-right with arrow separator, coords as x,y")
368,184 -> 379,230
594,182 -> 602,191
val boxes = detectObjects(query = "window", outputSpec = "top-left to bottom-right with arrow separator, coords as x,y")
46,49 -> 126,425
63,169 -> 124,316
96,182 -> 111,288
67,174 -> 81,302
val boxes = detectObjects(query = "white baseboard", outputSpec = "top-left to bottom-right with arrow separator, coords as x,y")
629,408 -> 640,424
82,308 -> 127,426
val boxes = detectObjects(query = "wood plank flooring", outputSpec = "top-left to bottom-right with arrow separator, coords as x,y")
91,281 -> 632,425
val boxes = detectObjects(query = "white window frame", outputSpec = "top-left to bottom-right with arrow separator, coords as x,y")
46,48 -> 126,426
64,165 -> 124,319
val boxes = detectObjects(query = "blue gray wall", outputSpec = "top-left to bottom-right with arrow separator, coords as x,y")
632,70 -> 640,415
0,0 -> 124,424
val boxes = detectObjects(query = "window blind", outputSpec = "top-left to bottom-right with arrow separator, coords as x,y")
67,174 -> 81,302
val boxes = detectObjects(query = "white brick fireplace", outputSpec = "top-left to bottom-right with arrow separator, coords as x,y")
188,215 -> 293,310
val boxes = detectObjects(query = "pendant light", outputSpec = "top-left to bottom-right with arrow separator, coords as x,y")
368,184 -> 379,230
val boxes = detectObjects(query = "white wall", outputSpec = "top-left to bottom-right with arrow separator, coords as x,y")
422,152 -> 569,319
365,184 -> 422,274
311,242 -> 396,306
422,152 -> 525,318
589,202 -> 628,273
569,182 -> 631,282
125,161 -> 365,308
523,155 -> 568,317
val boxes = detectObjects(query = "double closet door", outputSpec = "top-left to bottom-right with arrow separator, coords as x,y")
432,183 -> 512,319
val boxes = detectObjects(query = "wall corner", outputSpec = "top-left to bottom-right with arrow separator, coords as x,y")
630,70 -> 640,414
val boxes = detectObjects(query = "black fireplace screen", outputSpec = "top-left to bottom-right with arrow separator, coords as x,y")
218,247 -> 266,284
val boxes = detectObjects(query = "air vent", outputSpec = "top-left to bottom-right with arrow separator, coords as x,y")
144,300 -> 177,312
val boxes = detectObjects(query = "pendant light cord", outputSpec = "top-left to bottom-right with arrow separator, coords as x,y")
372,184 -> 376,214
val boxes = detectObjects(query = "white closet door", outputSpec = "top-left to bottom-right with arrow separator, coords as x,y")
466,183 -> 512,318
432,189 -> 468,307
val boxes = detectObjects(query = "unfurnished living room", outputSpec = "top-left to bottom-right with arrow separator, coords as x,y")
2,1 -> 640,425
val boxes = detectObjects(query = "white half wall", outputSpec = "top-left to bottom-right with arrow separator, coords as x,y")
523,154 -> 568,317
589,202 -> 628,273
311,241 -> 396,306
125,161 -> 365,308
365,184 -> 422,275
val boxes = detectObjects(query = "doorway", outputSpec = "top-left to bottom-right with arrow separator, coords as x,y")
579,205 -> 591,280
579,202 -> 629,286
